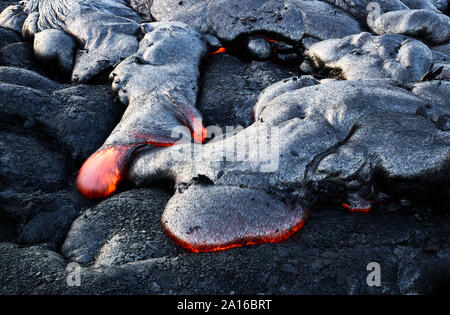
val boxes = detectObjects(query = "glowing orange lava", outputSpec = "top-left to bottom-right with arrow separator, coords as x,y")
342,202 -> 372,213
76,145 -> 133,199
164,218 -> 307,253
209,47 -> 226,56
193,126 -> 208,144
77,137 -> 178,199
185,112 -> 207,143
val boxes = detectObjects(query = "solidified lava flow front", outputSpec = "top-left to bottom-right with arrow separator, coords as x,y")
342,203 -> 372,213
4,0 -> 449,257
164,218 -> 307,253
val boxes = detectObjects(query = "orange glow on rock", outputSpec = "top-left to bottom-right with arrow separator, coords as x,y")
209,47 -> 226,56
342,202 -> 372,213
76,145 -> 133,199
261,35 -> 279,43
77,138 -> 177,199
193,126 -> 208,144
164,217 -> 307,253
187,113 -> 207,143
134,133 -> 177,147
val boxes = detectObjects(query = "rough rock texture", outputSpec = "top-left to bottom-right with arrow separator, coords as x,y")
293,0 -> 364,41
252,75 -> 319,120
208,0 -> 306,43
0,132 -> 69,194
128,0 -> 153,20
0,0 -> 449,295
127,78 -> 450,251
307,32 -> 433,84
0,67 -> 124,161
0,26 -> 20,46
197,54 -> 299,128
150,0 -> 211,33
1,204 -> 449,294
412,81 -> 450,130
62,188 -> 178,267
247,36 -> 273,60
0,42 -> 38,71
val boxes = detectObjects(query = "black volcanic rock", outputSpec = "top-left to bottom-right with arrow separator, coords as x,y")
197,54 -> 298,128
247,36 -> 273,60
207,0 -> 306,43
62,188 -> 178,267
0,132 -> 68,194
0,42 -> 38,71
0,68 -> 124,161
0,26 -> 20,46
1,204 -> 449,294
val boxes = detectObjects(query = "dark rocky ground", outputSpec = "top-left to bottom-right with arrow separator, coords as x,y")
0,0 -> 449,295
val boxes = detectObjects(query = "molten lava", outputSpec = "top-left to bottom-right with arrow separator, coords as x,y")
77,123 -> 207,199
209,47 -> 226,56
76,145 -> 133,199
77,137 -> 180,199
164,217 -> 307,253
193,125 -> 208,144
342,202 -> 373,213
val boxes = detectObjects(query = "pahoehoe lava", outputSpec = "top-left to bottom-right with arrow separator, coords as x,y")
0,0 -> 449,294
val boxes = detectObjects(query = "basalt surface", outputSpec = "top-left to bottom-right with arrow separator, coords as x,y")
0,0 -> 449,294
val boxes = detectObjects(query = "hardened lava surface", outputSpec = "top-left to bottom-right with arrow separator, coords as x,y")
0,0 -> 449,294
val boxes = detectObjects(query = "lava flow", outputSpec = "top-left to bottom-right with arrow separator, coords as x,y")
76,144 -> 135,199
77,138 -> 179,199
164,217 -> 308,253
209,47 -> 226,56
342,202 -> 373,213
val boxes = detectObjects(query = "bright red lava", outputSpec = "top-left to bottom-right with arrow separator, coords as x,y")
192,124 -> 208,144
76,145 -> 133,199
342,202 -> 373,213
77,138 -> 178,199
164,218 -> 307,253
77,124 -> 208,199
209,47 -> 226,56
